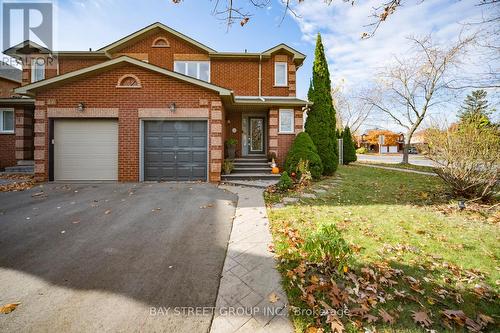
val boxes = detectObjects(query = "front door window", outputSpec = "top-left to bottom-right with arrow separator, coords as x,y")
249,118 -> 264,153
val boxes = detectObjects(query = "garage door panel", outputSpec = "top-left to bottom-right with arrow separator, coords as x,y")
176,152 -> 192,163
192,151 -> 207,163
192,122 -> 206,132
146,136 -> 161,147
55,120 -> 118,181
161,136 -> 176,146
177,136 -> 192,147
144,121 -> 207,181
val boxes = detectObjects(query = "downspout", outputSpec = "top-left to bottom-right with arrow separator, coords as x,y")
258,54 -> 262,97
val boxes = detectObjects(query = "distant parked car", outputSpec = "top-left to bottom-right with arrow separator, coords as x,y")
408,147 -> 418,154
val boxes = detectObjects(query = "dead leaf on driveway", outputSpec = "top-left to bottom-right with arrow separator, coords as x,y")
268,292 -> 279,303
104,210 -> 111,215
0,303 -> 20,314
200,204 -> 213,209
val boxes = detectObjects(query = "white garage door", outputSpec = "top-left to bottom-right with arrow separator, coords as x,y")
388,146 -> 398,153
54,119 -> 118,181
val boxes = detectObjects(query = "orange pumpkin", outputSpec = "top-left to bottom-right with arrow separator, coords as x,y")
271,166 -> 280,174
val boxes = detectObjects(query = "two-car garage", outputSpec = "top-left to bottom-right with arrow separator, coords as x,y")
53,120 -> 208,182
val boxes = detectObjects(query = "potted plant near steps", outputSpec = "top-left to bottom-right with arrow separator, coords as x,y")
225,138 -> 238,159
223,159 -> 234,175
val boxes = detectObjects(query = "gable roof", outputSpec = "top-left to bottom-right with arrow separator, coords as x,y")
3,40 -> 52,57
15,56 -> 232,96
0,62 -> 22,83
261,43 -> 306,60
98,22 -> 217,54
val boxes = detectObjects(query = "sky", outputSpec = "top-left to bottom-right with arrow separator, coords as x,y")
1,0 -> 496,130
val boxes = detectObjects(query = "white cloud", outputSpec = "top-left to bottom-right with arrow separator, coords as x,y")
291,0 -> 485,89
290,0 -> 494,130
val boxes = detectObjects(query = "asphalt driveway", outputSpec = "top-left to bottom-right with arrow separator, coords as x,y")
0,183 -> 237,333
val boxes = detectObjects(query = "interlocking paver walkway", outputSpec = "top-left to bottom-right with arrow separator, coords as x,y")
210,185 -> 293,333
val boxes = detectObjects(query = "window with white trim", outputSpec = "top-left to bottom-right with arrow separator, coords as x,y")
31,58 -> 45,83
173,61 -> 210,82
274,62 -> 287,87
279,109 -> 294,133
0,109 -> 15,133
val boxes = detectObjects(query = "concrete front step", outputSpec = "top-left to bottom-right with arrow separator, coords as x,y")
233,158 -> 268,164
3,166 -> 34,174
221,173 -> 280,181
17,160 -> 35,166
232,168 -> 273,174
233,163 -> 270,168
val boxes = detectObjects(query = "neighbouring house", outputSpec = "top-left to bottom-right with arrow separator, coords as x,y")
0,62 -> 35,171
357,129 -> 405,153
410,129 -> 430,153
4,22 -> 308,182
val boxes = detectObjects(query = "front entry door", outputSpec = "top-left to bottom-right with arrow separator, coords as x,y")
248,117 -> 265,154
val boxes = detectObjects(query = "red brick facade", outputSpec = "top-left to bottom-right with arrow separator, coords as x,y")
0,133 -> 15,169
0,78 -> 20,98
13,23 -> 306,182
33,65 -> 222,182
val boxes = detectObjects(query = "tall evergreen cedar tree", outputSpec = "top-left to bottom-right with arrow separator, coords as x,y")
342,127 -> 357,164
305,34 -> 338,175
458,90 -> 494,127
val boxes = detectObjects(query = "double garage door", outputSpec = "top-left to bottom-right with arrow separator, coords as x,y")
53,120 -> 207,181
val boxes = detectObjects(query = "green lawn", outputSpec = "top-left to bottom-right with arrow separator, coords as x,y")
354,161 -> 436,173
266,165 -> 499,333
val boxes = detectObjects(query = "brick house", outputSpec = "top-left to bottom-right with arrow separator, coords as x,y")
0,62 -> 34,170
6,22 -> 308,182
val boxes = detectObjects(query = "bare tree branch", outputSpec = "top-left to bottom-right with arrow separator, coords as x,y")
364,35 -> 474,163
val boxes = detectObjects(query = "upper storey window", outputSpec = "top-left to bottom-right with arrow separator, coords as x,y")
31,58 -> 45,83
174,61 -> 210,82
274,62 -> 288,87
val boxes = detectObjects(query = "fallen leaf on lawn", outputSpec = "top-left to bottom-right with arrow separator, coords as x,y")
268,292 -> 279,303
0,303 -> 20,314
465,317 -> 483,332
268,243 -> 275,253
477,313 -> 494,326
310,274 -> 320,284
326,313 -> 345,333
305,327 -> 323,333
442,309 -> 467,327
412,310 -> 433,328
363,314 -> 378,323
379,309 -> 395,324
104,210 -> 111,215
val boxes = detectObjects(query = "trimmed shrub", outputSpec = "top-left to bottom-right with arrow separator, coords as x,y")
356,147 -> 368,154
342,127 -> 357,164
284,132 -> 323,180
277,171 -> 293,192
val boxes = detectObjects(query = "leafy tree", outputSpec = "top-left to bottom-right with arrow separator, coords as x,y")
342,127 -> 357,164
305,33 -> 338,175
458,90 -> 494,127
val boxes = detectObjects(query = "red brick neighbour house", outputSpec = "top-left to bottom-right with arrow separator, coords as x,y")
0,62 -> 35,170
7,22 -> 308,182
